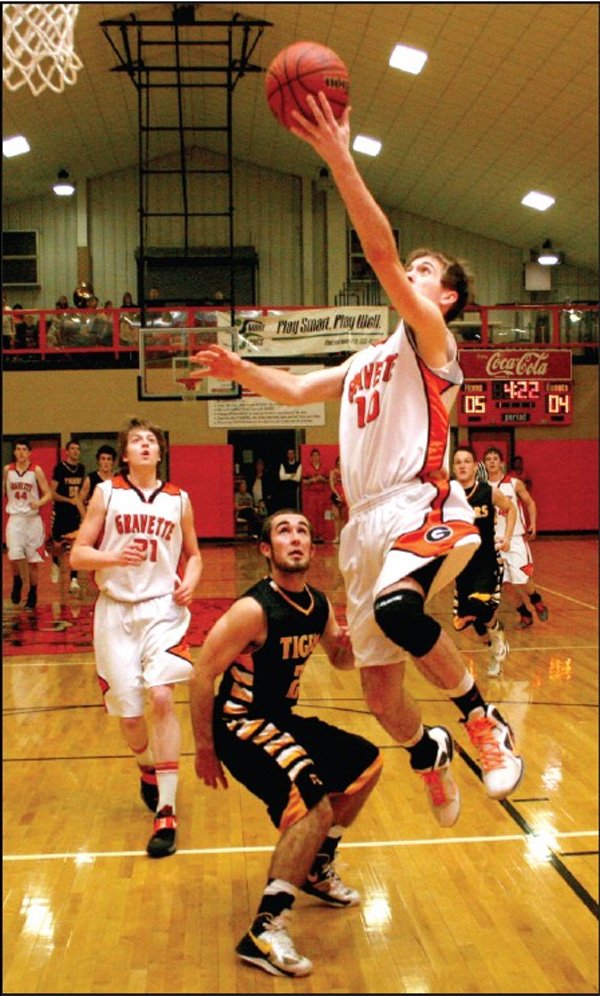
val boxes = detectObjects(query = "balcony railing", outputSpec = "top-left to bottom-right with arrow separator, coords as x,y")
3,302 -> 598,368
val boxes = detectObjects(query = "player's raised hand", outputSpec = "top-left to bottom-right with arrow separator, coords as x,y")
189,342 -> 242,381
290,92 -> 352,165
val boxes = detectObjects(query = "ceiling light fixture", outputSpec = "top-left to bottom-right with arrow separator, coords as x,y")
353,135 -> 382,157
521,190 -> 555,211
53,168 -> 75,196
389,44 -> 428,75
3,135 -> 30,157
537,239 -> 561,266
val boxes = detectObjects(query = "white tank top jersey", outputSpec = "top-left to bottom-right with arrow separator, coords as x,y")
490,475 -> 526,538
4,463 -> 42,515
94,475 -> 189,602
339,320 -> 462,508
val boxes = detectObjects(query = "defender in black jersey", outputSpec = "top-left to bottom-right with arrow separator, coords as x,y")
50,438 -> 86,591
190,510 -> 382,978
452,447 -> 516,676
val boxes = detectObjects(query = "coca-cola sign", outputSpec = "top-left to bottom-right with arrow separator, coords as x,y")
459,349 -> 572,380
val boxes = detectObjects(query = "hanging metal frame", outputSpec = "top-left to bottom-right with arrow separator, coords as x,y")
100,9 -> 271,324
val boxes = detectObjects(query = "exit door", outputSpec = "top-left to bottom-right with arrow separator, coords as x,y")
468,428 -> 514,469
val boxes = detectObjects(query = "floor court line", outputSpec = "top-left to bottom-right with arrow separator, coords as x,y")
4,829 -> 598,863
536,583 -> 597,611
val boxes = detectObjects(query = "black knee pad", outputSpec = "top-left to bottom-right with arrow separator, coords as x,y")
374,589 -> 441,658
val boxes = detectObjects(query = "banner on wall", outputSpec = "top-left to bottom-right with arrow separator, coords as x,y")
207,365 -> 326,427
217,306 -> 388,357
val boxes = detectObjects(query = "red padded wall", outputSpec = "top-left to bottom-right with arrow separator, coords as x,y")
169,445 -> 234,538
516,439 -> 598,532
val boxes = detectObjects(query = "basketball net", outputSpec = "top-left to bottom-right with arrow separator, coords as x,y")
176,376 -> 199,406
3,4 -> 83,96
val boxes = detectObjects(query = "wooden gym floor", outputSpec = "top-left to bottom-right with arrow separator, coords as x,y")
3,535 -> 598,994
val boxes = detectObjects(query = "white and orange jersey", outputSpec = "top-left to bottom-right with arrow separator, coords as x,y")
489,474 -> 526,538
4,463 -> 42,515
339,320 -> 462,508
94,474 -> 189,602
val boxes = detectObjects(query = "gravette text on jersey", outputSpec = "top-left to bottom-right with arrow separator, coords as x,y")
114,513 -> 176,540
347,354 -> 398,402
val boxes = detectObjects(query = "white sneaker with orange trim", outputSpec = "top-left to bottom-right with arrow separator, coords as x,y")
413,726 -> 461,828
464,705 -> 524,799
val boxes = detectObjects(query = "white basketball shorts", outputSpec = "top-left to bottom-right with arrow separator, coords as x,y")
6,513 -> 46,563
339,479 -> 480,669
94,591 -> 193,716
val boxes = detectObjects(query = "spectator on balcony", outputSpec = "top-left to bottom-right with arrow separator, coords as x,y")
13,309 -> 39,350
55,295 -> 70,310
121,291 -> 137,308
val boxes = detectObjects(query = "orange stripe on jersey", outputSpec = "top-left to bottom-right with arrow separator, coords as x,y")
162,482 -> 182,496
279,784 -> 309,831
97,675 -> 110,712
329,754 -> 383,799
167,639 -> 192,663
226,717 -> 264,740
416,357 -> 454,482
111,475 -> 131,490
392,509 -> 479,558
263,731 -> 297,756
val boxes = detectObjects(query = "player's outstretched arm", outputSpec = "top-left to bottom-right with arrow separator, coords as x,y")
190,342 -> 346,404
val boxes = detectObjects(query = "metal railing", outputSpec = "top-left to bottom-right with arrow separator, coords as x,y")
3,302 -> 598,367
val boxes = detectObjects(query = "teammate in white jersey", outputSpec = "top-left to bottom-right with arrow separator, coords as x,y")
70,417 -> 203,857
189,95 -> 524,824
484,447 -> 549,629
3,438 -> 52,609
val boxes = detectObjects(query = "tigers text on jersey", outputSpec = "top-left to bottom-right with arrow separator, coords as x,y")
216,577 -> 330,720
4,463 -> 42,515
52,460 -> 85,501
94,474 -> 189,602
339,320 -> 463,508
462,480 -> 498,567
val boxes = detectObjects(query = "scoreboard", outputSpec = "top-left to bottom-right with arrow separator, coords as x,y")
458,349 -> 573,426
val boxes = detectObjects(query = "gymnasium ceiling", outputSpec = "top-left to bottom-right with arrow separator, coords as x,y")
2,2 -> 599,273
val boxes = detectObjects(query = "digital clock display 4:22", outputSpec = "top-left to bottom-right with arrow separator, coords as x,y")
459,379 -> 572,425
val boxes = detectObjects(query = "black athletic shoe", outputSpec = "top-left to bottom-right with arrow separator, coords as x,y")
10,578 -> 23,605
147,806 -> 177,858
139,767 -> 159,812
25,588 -> 37,609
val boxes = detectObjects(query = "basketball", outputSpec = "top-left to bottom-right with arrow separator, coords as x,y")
265,41 -> 349,132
